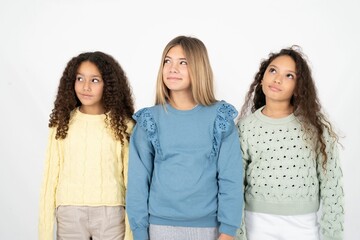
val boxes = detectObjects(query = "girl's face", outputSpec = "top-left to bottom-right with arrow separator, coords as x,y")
262,55 -> 297,104
75,61 -> 105,114
162,45 -> 191,95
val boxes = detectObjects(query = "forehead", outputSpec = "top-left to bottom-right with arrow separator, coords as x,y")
77,61 -> 101,74
166,45 -> 186,58
269,55 -> 296,71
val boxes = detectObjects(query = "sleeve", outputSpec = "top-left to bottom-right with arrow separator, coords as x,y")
38,127 -> 61,240
124,214 -> 134,240
122,121 -> 134,240
235,120 -> 250,240
317,132 -> 344,240
126,109 -> 156,240
122,120 -> 134,191
214,103 -> 244,237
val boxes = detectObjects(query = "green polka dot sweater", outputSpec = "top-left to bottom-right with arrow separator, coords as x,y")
236,107 -> 344,240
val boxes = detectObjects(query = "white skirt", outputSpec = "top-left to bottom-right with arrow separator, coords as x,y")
245,211 -> 320,240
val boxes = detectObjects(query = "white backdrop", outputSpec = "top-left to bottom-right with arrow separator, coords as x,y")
1,0 -> 359,239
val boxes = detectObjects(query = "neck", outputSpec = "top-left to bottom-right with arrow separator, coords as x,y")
79,105 -> 105,115
169,92 -> 197,110
262,102 -> 293,118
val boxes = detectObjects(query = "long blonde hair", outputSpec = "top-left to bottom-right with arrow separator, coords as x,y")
155,35 -> 216,106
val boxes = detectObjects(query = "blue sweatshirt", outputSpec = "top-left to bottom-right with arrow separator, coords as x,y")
126,101 -> 243,240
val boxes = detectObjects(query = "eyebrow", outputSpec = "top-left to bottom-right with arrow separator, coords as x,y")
76,73 -> 102,78
165,55 -> 187,61
269,64 -> 296,75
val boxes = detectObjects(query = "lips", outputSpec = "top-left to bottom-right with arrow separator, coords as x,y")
268,85 -> 281,92
167,77 -> 181,80
80,94 -> 93,98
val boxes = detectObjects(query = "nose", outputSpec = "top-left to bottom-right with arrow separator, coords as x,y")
83,80 -> 91,91
274,75 -> 283,84
169,63 -> 178,73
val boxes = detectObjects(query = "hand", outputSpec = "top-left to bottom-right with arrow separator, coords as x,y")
218,233 -> 234,240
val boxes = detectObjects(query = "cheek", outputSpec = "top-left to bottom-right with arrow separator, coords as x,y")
286,84 -> 296,96
260,82 -> 266,93
289,81 -> 297,92
74,81 -> 82,92
98,85 -> 105,98
261,75 -> 270,84
162,65 -> 170,74
182,68 -> 189,77
95,84 -> 104,94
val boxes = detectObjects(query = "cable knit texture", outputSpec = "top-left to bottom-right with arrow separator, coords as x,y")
235,107 -> 344,240
38,108 -> 134,240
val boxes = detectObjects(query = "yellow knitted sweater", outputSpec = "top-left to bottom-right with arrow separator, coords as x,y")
38,108 -> 134,240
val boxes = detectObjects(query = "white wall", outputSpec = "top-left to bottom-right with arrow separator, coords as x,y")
0,0 -> 359,239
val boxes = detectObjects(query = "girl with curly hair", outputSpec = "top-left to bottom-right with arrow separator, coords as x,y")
126,36 -> 243,240
39,51 -> 135,240
236,46 -> 344,240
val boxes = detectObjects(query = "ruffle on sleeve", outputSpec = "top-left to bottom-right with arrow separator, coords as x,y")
133,108 -> 162,155
211,102 -> 238,158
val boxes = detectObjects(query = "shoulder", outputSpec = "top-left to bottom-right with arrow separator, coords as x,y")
133,105 -> 162,122
132,105 -> 164,135
68,108 -> 79,122
211,101 -> 239,137
211,100 -> 238,119
237,111 -> 257,129
47,126 -> 58,137
236,109 -> 268,141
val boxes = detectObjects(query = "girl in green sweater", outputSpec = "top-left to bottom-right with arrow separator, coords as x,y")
236,46 -> 344,240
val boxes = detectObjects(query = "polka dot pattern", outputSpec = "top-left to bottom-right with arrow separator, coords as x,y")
235,108 -> 344,240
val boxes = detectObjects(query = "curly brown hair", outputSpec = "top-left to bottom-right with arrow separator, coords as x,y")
240,46 -> 338,170
49,51 -> 134,144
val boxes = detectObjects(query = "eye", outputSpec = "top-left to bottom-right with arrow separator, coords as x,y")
76,76 -> 83,81
286,73 -> 295,79
164,58 -> 171,64
92,78 -> 100,83
180,60 -> 187,65
269,67 -> 276,74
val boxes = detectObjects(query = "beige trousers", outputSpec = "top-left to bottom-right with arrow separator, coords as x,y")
56,206 -> 125,240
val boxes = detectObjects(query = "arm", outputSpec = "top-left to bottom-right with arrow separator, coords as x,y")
216,105 -> 244,237
234,122 -> 249,240
217,126 -> 243,237
126,123 -> 154,240
122,121 -> 134,188
317,134 -> 344,240
121,121 -> 134,240
38,128 -> 60,240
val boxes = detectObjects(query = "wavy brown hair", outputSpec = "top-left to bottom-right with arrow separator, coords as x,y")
240,46 -> 338,170
49,51 -> 134,144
